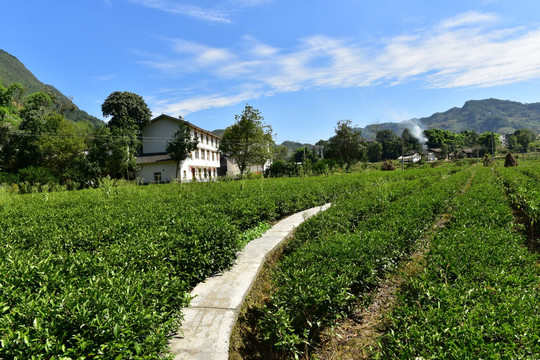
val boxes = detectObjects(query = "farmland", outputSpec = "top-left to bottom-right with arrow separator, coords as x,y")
1,162 -> 540,359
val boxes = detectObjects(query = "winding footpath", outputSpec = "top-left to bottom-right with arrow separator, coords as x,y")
168,204 -> 332,360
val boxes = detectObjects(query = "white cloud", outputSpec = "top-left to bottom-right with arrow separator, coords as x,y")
439,11 -> 499,29
127,0 -> 231,23
89,74 -> 116,82
151,89 -> 263,116
142,11 -> 540,116
127,0 -> 272,23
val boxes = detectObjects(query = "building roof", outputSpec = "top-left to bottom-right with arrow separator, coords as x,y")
150,114 -> 221,140
136,153 -> 173,164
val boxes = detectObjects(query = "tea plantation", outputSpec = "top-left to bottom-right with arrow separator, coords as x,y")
1,162 -> 538,359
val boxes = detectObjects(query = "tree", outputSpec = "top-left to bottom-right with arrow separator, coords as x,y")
219,104 -> 274,175
294,146 -> 318,163
327,120 -> 366,168
0,81 -> 24,125
101,91 -> 151,179
165,121 -> 199,179
273,144 -> 290,162
402,128 -> 421,154
375,129 -> 401,160
514,129 -> 537,153
477,132 -> 501,156
461,130 -> 479,148
38,114 -> 86,179
367,141 -> 383,162
102,91 -> 151,131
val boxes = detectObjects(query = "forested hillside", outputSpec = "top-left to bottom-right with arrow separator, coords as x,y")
0,49 -> 102,126
360,99 -> 540,139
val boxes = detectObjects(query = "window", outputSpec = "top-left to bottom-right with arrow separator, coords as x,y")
207,150 -> 210,160
154,172 -> 162,183
206,135 -> 209,144
201,150 -> 205,160
212,152 -> 215,161
195,149 -> 199,159
183,170 -> 187,179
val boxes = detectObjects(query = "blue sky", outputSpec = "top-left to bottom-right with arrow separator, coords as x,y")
3,0 -> 540,143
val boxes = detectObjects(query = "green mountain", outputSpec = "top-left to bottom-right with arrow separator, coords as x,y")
280,140 -> 313,151
0,49 -> 102,126
360,99 -> 540,139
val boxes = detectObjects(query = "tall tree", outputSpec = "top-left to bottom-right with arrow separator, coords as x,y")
165,121 -> 199,179
328,120 -> 366,168
101,91 -> 151,131
402,128 -> 421,154
477,132 -> 501,156
38,114 -> 86,178
514,129 -> 537,152
376,129 -> 401,160
101,91 -> 150,179
219,104 -> 274,175
367,141 -> 383,162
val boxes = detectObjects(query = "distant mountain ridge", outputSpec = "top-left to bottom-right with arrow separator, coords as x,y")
359,98 -> 540,140
0,49 -> 102,126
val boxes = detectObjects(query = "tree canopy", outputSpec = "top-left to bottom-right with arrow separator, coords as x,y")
219,104 -> 274,175
102,91 -> 151,131
166,121 -> 199,179
327,120 -> 366,168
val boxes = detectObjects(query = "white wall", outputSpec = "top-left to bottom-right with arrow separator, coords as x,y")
138,162 -> 177,183
137,115 -> 222,183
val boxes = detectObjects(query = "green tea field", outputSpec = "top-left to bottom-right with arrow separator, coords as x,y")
1,162 -> 539,359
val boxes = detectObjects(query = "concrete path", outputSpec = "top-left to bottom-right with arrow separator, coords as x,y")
168,203 -> 331,360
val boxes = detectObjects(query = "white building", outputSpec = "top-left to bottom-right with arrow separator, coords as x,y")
136,114 -> 221,183
397,153 -> 421,163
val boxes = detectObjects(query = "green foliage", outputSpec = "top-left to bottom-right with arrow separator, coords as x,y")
258,167 -> 471,357
360,99 -> 540,138
379,167 -> 540,359
265,160 -> 300,177
165,122 -> 199,179
219,104 -> 274,175
0,174 -> 370,358
101,91 -> 151,131
477,131 -> 501,155
510,128 -> 537,152
0,50 -> 102,126
375,129 -> 401,160
327,120 -> 367,168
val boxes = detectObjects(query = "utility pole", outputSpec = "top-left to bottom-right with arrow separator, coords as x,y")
491,132 -> 495,160
401,134 -> 404,170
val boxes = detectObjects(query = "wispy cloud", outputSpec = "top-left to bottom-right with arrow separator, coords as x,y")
127,0 -> 271,23
89,74 -> 116,82
141,11 -> 540,115
151,89 -> 263,115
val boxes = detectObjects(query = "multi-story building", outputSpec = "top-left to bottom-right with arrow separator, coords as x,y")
136,114 -> 220,183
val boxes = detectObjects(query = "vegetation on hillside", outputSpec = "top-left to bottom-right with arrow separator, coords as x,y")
359,98 -> 540,139
0,49 -> 102,126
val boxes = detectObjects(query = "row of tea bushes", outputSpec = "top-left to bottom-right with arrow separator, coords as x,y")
379,167 -> 540,359
0,174 -> 384,359
497,166 -> 540,228
257,167 -> 472,357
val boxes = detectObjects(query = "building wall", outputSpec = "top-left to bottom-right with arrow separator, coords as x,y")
137,115 -> 221,183
138,162 -> 177,183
